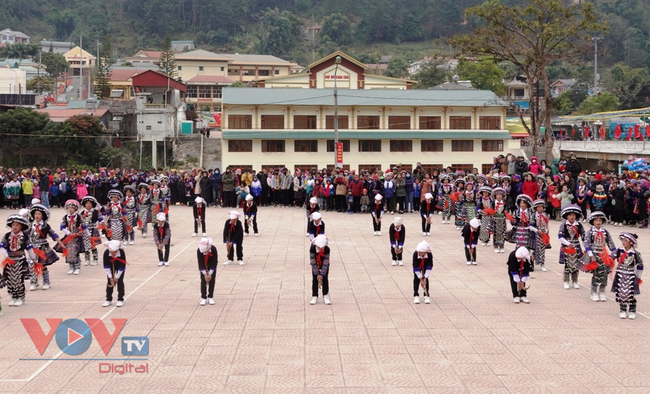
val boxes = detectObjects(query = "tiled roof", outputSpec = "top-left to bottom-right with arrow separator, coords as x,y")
176,49 -> 229,61
35,108 -> 109,122
186,75 -> 235,84
216,53 -> 290,65
108,70 -> 140,82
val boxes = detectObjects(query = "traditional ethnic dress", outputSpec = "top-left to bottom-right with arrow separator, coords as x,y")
122,194 -> 138,243
583,226 -> 615,296
454,187 -> 466,228
476,195 -> 493,244
1,229 -> 35,301
137,190 -> 152,236
513,207 -> 535,250
105,201 -> 127,242
533,211 -> 549,266
611,246 -> 643,314
558,219 -> 585,284
462,188 -> 477,225
60,212 -> 85,270
80,202 -> 102,265
492,198 -> 507,250
437,183 -> 453,222
29,219 -> 59,287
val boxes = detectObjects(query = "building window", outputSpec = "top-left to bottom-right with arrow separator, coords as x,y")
452,140 -> 474,152
146,125 -> 152,131
187,85 -> 197,98
199,66 -> 204,72
482,140 -> 504,151
228,140 -> 252,152
326,115 -> 349,129
420,164 -> 443,176
177,66 -> 182,71
390,140 -> 412,152
275,70 -> 280,75
294,140 -> 318,152
261,140 -> 285,152
359,140 -> 382,152
390,164 -> 413,172
419,116 -> 441,130
293,115 -> 317,129
261,115 -> 284,130
326,140 -> 350,152
421,140 -> 443,152
482,164 -> 494,174
357,116 -> 380,130
220,67 -> 224,72
359,164 -> 381,172
228,115 -> 252,129
258,70 -> 270,76
198,86 -> 211,99
214,85 -> 224,98
295,164 -> 317,172
452,164 -> 474,173
449,116 -> 472,129
479,116 -> 501,130
388,116 -> 410,130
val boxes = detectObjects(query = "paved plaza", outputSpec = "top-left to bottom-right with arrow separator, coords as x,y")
0,205 -> 648,393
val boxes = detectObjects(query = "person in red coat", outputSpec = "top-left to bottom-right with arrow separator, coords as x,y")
521,172 -> 539,201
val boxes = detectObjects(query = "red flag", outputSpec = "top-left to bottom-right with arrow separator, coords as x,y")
646,125 -> 650,138
627,127 -> 633,141
635,124 -> 641,139
572,126 -> 576,139
614,124 -> 621,140
600,125 -> 605,140
584,126 -> 590,140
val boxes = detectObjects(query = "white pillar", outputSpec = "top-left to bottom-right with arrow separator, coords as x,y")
152,136 -> 157,168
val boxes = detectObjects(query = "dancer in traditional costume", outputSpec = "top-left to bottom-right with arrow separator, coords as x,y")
80,196 -> 102,266
420,193 -> 434,236
306,197 -> 320,237
198,237 -> 217,305
223,211 -> 244,265
122,185 -> 138,245
463,181 -> 477,225
28,204 -> 61,291
491,187 -> 508,253
412,240 -> 433,304
150,179 -> 165,219
60,199 -> 85,275
102,240 -> 126,307
243,195 -> 258,237
193,197 -> 207,237
558,204 -> 585,290
137,183 -> 152,238
611,232 -> 643,319
153,212 -> 171,267
532,199 -> 550,272
453,178 -> 466,230
582,211 -> 616,302
371,194 -> 384,236
508,247 -> 531,304
437,176 -> 453,224
309,234 -> 331,305
307,212 -> 325,241
509,195 -> 536,270
476,186 -> 493,246
389,217 -> 406,266
461,218 -> 480,265
104,190 -> 127,244
1,215 -> 36,307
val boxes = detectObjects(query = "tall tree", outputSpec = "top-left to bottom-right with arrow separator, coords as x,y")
321,13 -> 352,46
413,60 -> 450,89
257,8 -> 301,57
159,34 -> 177,78
94,37 -> 113,99
0,108 -> 50,167
41,52 -> 69,80
450,0 -> 606,162
455,59 -> 506,96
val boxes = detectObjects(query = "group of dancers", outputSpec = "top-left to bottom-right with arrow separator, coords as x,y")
0,174 -> 643,319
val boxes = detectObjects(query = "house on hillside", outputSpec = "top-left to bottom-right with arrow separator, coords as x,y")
171,40 -> 195,52
40,40 -> 75,54
0,29 -> 30,45
124,50 -> 163,66
63,46 -> 96,76
550,79 -> 577,98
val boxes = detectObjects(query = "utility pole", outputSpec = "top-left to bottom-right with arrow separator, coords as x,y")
333,55 -> 341,169
592,37 -> 603,96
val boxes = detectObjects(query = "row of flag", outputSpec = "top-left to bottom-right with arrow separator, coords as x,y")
562,124 -> 650,140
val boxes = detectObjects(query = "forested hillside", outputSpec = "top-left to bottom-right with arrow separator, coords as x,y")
1,0 -> 648,69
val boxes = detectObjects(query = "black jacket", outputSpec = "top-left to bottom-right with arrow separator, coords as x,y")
389,224 -> 405,247
308,220 -> 325,237
514,160 -> 529,176
193,203 -> 206,220
243,201 -> 258,217
223,219 -> 244,244
197,245 -> 218,271
461,224 -> 480,246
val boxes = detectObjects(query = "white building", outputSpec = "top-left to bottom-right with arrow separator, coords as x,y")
0,65 -> 27,94
0,29 -> 30,45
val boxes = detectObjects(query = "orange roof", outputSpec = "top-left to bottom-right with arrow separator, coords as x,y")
186,75 -> 235,84
143,51 -> 163,58
35,108 -> 109,122
109,70 -> 140,82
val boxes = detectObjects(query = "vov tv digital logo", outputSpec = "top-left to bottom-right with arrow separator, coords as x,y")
20,318 -> 148,356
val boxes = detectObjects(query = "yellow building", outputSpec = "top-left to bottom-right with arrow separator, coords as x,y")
63,46 -> 96,76
175,49 -> 231,82
220,88 -> 516,173
222,53 -> 293,83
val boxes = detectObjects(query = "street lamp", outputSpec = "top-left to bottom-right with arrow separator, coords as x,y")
333,55 -> 341,169
592,37 -> 603,96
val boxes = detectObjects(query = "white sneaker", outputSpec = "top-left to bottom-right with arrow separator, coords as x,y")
91,260 -> 98,266
29,283 -> 38,291
224,260 -> 233,265
599,293 -> 607,302
620,311 -> 627,319
116,301 -> 124,307
398,261 -> 403,266
158,261 -> 164,266
390,211 -> 394,215
541,265 -> 547,272
129,241 -> 134,245
564,282 -> 570,289
42,283 -> 50,290
377,232 -> 381,236
392,260 -> 397,266
143,233 -> 147,237
84,261 -> 89,266
208,298 -> 215,305
467,261 -> 472,265
500,249 -> 505,253
310,297 -> 318,305
413,296 -> 420,304
306,233 -> 310,237
520,297 -> 529,304
471,261 -> 477,265
424,296 -> 431,304
73,269 -> 80,275
591,293 -> 599,302
67,268 -> 74,275
573,282 -> 580,289
494,249 -> 499,253
513,297 -> 520,303
164,261 -> 169,266
244,233 -> 249,237
238,260 -> 244,265
426,232 -> 431,236
202,233 -> 207,237
323,295 -> 331,305
254,233 -> 259,237
8,298 -> 16,306
102,301 -> 112,307
422,232 -> 427,236
192,233 -> 197,237
200,299 -> 206,306
629,312 -> 636,320
14,298 -> 23,306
